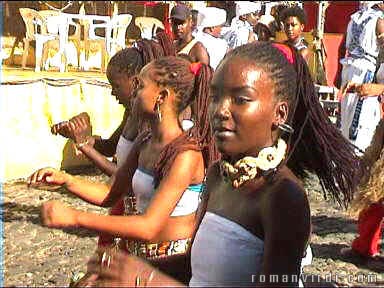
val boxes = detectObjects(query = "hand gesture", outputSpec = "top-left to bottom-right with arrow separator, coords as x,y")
51,112 -> 93,144
41,200 -> 78,228
88,250 -> 155,287
28,167 -> 69,188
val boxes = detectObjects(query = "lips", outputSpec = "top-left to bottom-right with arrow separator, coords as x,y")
213,125 -> 235,138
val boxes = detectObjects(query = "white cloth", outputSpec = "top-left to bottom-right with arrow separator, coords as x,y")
222,17 -> 257,50
343,8 -> 382,66
235,1 -> 261,17
195,32 -> 228,70
198,7 -> 227,29
115,136 -> 134,168
190,212 -> 312,287
177,38 -> 199,56
131,168 -> 202,217
339,8 -> 382,152
360,1 -> 382,10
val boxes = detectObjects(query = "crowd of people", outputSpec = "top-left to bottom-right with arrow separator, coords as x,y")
26,1 -> 384,286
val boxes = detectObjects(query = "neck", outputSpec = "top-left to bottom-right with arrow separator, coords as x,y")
289,37 -> 302,45
178,34 -> 193,47
150,113 -> 183,145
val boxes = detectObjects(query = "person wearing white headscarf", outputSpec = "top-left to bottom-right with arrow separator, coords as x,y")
195,7 -> 228,70
339,2 -> 384,153
222,1 -> 261,49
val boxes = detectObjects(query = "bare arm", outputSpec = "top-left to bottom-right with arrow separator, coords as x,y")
76,142 -> 118,176
258,179 -> 310,287
42,150 -> 203,241
28,167 -> 111,206
190,42 -> 210,65
300,47 -> 310,62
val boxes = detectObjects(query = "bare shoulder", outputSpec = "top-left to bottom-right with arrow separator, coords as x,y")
192,41 -> 206,50
172,149 -> 203,166
190,41 -> 209,65
265,167 -> 308,211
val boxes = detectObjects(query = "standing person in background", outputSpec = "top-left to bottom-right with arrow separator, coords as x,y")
170,4 -> 209,65
339,1 -> 384,153
195,7 -> 228,70
281,6 -> 310,61
222,1 -> 261,50
254,14 -> 277,41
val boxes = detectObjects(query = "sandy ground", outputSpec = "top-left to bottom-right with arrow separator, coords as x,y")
2,170 -> 384,287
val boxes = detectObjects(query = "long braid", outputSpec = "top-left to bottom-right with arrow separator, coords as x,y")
190,64 -> 219,167
226,42 -> 364,207
150,56 -> 219,187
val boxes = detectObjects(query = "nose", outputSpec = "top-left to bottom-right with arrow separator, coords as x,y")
213,97 -> 231,120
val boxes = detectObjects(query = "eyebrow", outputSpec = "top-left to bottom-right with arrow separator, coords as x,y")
210,85 -> 257,93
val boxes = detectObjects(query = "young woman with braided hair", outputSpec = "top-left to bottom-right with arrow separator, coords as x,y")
50,32 -> 176,176
33,32 -> 176,249
87,42 -> 363,287
29,56 -> 218,284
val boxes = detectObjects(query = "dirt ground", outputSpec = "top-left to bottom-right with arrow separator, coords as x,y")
2,170 -> 384,287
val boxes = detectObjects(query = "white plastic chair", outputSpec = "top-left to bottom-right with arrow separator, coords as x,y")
135,17 -> 164,40
106,14 -> 132,56
83,15 -> 111,72
19,8 -> 64,72
40,10 -> 82,70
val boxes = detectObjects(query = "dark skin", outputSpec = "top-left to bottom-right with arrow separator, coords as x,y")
89,56 -> 311,287
207,57 -> 310,286
171,17 -> 209,65
283,16 -> 309,61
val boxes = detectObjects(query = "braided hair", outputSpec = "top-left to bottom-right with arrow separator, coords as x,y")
106,31 -> 176,100
148,56 -> 219,187
223,42 -> 363,207
106,31 -> 176,127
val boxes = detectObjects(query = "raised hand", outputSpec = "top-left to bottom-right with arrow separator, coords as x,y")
51,112 -> 93,144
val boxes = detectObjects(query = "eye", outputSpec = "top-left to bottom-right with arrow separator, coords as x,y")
233,96 -> 250,105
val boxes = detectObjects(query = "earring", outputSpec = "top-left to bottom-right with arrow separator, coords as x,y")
278,123 -> 294,134
156,103 -> 162,122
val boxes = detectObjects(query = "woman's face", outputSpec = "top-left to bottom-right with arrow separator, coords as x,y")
209,57 -> 279,159
107,68 -> 137,108
284,16 -> 304,42
135,63 -> 163,117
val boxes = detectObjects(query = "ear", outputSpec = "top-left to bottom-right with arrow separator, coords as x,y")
156,88 -> 170,105
273,101 -> 289,128
300,23 -> 304,32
